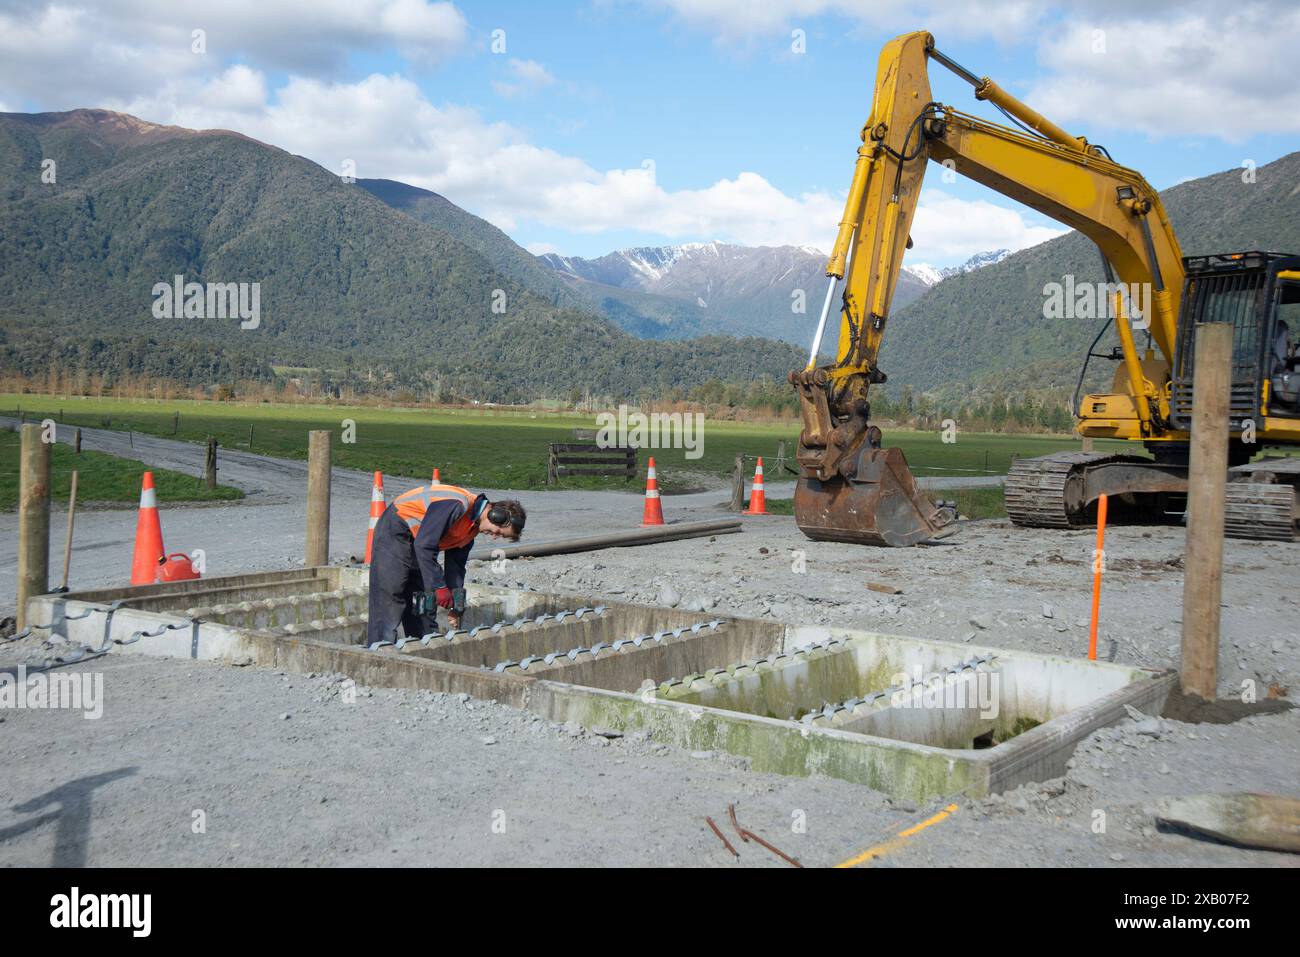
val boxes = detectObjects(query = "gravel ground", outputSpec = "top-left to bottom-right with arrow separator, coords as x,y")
2,427 -> 1297,867
0,654 -> 1294,868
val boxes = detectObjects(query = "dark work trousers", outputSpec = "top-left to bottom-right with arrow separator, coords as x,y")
367,506 -> 439,646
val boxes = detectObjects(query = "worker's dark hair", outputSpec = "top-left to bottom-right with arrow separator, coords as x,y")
488,499 -> 526,539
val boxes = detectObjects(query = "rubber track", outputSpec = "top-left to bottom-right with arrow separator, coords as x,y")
1004,452 -> 1121,528
1006,452 -> 1298,540
1224,482 -> 1297,541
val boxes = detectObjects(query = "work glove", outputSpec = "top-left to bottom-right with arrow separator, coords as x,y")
412,591 -> 446,615
435,586 -> 454,609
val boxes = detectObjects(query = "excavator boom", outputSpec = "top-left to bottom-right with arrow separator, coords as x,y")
792,30 -> 1190,546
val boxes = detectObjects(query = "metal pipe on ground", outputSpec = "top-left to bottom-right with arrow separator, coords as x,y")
472,519 -> 742,561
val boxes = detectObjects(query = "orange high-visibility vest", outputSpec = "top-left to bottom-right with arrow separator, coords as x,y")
391,483 -> 481,550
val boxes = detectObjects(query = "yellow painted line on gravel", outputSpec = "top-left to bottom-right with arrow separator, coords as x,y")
835,803 -> 960,868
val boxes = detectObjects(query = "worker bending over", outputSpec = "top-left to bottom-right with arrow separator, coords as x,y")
367,482 -> 525,646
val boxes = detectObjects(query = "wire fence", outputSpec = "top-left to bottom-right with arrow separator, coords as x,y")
733,450 -> 1007,478
0,423 -> 233,497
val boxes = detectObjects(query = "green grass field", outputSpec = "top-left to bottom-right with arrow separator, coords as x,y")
0,428 -> 243,510
948,487 -> 1008,520
1,394 -> 1127,494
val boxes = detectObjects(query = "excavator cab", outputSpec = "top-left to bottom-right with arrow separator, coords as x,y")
1170,252 -> 1300,428
1271,287 -> 1300,414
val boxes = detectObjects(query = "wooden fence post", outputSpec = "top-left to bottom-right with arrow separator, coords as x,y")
305,430 -> 332,566
17,424 -> 51,631
730,454 -> 745,512
205,437 -> 218,490
1180,323 -> 1232,701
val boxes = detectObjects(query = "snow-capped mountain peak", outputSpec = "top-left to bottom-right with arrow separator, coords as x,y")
902,263 -> 945,286
946,248 -> 1011,277
540,243 -> 1014,300
903,250 -> 1010,286
536,240 -> 942,345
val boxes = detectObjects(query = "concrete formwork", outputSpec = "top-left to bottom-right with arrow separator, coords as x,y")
23,568 -> 1176,801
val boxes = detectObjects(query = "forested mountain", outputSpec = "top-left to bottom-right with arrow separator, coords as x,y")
5,110 -> 1292,411
0,110 -> 801,403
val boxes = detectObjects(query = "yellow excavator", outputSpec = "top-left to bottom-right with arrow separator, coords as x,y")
791,30 -> 1300,546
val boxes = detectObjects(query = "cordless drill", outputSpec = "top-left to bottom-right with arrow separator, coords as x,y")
448,587 -> 467,630
413,587 -> 467,628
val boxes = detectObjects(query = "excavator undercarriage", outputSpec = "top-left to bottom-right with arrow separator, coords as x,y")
1005,452 -> 1300,541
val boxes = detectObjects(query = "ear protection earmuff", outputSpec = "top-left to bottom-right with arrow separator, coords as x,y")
487,504 -> 511,527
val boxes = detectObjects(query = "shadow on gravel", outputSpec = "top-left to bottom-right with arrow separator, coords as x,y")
1,767 -> 137,866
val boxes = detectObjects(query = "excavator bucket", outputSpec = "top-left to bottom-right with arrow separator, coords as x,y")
793,446 -> 957,547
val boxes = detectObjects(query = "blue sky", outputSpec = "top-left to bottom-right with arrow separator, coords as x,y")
2,1 -> 1296,267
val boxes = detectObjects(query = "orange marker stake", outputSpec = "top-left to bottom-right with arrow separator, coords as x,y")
1088,494 -> 1108,660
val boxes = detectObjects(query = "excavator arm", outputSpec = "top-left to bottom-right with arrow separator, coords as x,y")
791,30 -> 1185,546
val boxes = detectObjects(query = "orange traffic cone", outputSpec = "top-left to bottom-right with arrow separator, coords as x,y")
746,457 -> 767,515
130,471 -> 165,585
641,456 -> 665,526
432,468 -> 441,484
364,471 -> 385,564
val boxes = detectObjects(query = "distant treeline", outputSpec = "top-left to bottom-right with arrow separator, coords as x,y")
0,323 -> 807,407
0,367 -> 1080,435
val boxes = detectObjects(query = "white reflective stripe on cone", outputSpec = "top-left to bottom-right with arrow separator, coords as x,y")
140,488 -> 157,508
645,490 -> 660,498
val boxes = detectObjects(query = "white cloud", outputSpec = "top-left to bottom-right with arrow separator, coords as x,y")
639,0 -> 1047,43
526,242 -> 562,256
493,58 -> 557,98
909,190 -> 1065,260
1026,7 -> 1300,140
0,1 -> 468,107
117,68 -> 1058,262
376,0 -> 470,63
4,0 -> 1072,263
638,0 -> 1300,140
